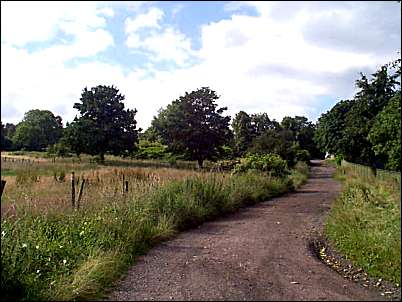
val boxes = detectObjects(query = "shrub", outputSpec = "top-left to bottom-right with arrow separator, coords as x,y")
232,153 -> 289,177
335,154 -> 344,166
295,149 -> 311,163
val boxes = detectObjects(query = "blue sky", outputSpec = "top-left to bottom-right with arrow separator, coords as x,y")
1,1 -> 401,129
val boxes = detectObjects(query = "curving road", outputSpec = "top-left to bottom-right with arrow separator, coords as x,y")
106,160 -> 384,301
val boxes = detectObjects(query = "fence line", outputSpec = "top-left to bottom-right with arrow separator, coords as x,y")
341,160 -> 401,186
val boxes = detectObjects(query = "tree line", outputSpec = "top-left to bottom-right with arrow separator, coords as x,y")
1,58 -> 399,171
314,58 -> 401,171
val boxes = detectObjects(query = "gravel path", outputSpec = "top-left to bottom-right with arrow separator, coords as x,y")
106,160 -> 384,301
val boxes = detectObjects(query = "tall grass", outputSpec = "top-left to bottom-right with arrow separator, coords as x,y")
325,166 -> 401,284
1,162 -> 308,301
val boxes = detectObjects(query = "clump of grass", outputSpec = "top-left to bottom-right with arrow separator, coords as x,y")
325,176 -> 401,284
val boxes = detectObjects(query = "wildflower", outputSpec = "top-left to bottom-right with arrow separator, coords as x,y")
84,222 -> 87,225
36,269 -> 40,274
63,259 -> 67,265
36,245 -> 39,249
59,245 -> 63,248
79,231 -> 84,236
22,243 -> 27,248
1,231 -> 5,237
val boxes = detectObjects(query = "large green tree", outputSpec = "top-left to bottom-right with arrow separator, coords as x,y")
1,121 -> 12,150
12,110 -> 63,151
314,100 -> 354,156
232,111 -> 254,156
368,92 -> 401,170
152,87 -> 232,167
63,85 -> 139,160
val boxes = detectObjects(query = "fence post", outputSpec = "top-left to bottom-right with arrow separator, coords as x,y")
71,172 -> 75,208
125,180 -> 129,193
77,179 -> 85,209
0,180 -> 6,199
122,174 -> 125,194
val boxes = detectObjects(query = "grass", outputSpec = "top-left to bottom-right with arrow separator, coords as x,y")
325,165 -> 401,285
1,153 -> 309,301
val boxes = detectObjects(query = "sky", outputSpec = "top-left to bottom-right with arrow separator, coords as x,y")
1,1 -> 401,130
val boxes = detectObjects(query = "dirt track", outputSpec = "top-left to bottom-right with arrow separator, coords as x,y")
106,160 -> 384,301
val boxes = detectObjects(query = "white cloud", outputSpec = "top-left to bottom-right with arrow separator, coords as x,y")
1,1 -> 400,131
125,7 -> 163,33
125,7 -> 196,66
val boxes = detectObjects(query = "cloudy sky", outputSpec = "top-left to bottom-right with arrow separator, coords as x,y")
1,1 -> 400,130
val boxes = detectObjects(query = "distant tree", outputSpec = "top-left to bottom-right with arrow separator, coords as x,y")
250,112 -> 280,136
232,111 -> 254,156
281,116 -> 322,158
314,100 -> 354,156
4,123 -> 16,139
63,85 -> 140,160
152,87 -> 232,167
368,92 -> 401,170
140,125 -> 163,143
1,121 -> 12,150
248,128 -> 297,166
12,110 -> 63,151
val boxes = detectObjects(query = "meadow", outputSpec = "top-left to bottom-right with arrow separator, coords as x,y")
1,152 -> 308,301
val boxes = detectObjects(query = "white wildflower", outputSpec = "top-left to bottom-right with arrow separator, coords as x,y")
59,245 -> 63,248
36,269 -> 40,273
63,259 -> 67,265
22,243 -> 27,248
35,245 -> 39,249
1,231 -> 5,237
79,231 -> 84,236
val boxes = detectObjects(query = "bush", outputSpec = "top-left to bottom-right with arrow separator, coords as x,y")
335,154 -> 344,166
295,149 -> 311,163
134,140 -> 171,160
232,153 -> 289,177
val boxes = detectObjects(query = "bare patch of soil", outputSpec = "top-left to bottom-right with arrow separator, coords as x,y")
106,160 -> 388,301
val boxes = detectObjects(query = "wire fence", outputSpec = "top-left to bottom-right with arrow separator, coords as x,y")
341,160 -> 401,186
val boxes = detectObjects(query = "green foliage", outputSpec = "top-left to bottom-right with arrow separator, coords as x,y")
325,179 -> 401,284
152,87 -> 232,167
134,140 -> 171,160
335,154 -> 344,166
11,110 -> 63,151
233,153 -> 289,177
1,121 -> 13,150
294,149 -> 311,163
63,85 -> 140,160
368,92 -> 401,171
315,59 -> 400,169
231,111 -> 254,156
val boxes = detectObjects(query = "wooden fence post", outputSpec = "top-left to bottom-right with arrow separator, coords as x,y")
71,172 -> 75,208
122,174 -> 125,194
0,180 -> 6,199
125,181 -> 129,193
77,179 -> 85,209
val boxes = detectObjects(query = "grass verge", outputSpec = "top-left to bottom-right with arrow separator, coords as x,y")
325,167 -> 401,285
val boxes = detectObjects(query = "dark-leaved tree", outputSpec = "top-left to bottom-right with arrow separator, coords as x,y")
63,85 -> 140,160
152,87 -> 232,167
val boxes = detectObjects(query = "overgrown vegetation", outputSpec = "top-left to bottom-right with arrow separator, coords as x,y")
1,153 -> 308,301
325,164 -> 401,285
315,59 -> 401,171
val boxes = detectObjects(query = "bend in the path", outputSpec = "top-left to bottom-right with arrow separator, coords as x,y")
107,160 -> 384,301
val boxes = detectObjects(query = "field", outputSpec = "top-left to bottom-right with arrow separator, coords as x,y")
325,161 -> 401,285
0,152 -> 308,301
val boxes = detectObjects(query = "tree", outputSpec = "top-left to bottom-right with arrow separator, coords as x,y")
232,111 -> 254,156
1,121 -> 12,150
12,110 -> 63,151
152,87 -> 232,167
281,116 -> 322,158
314,100 -> 354,156
368,92 -> 401,170
64,85 -> 140,160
